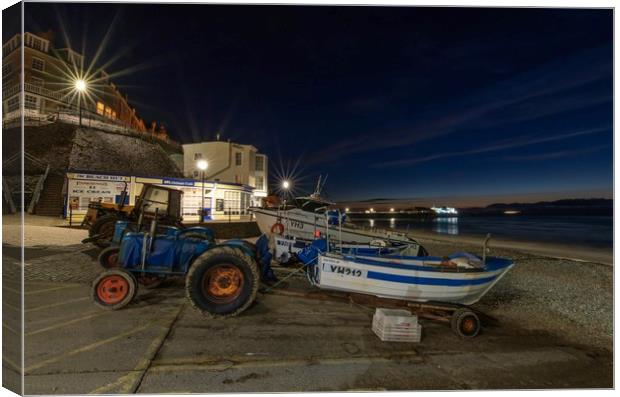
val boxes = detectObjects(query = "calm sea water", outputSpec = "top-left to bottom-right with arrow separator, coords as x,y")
350,215 -> 613,249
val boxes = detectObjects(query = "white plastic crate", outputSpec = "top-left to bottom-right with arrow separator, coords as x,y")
372,308 -> 422,342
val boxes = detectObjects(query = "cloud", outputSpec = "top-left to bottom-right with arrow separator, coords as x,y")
371,127 -> 610,168
502,144 -> 610,161
307,45 -> 612,165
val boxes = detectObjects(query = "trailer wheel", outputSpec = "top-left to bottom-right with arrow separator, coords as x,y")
92,269 -> 137,310
186,246 -> 259,318
451,308 -> 481,338
98,247 -> 120,268
89,214 -> 119,248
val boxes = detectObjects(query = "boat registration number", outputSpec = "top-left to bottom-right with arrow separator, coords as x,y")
289,220 -> 304,229
322,262 -> 364,278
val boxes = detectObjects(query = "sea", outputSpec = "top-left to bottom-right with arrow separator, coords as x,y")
349,215 -> 613,249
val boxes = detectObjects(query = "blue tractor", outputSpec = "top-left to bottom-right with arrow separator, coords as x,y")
91,218 -> 273,318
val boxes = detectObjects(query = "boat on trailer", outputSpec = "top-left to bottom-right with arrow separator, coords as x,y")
251,176 -> 427,256
297,234 -> 514,306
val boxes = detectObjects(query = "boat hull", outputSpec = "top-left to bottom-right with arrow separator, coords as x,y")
315,254 -> 513,305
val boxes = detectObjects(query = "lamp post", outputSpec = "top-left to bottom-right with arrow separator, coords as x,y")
74,79 -> 87,127
196,160 -> 208,223
281,180 -> 290,206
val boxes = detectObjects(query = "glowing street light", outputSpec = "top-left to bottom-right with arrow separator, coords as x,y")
74,79 -> 87,92
345,207 -> 350,213
390,208 -> 395,212
282,180 -> 290,190
196,160 -> 208,222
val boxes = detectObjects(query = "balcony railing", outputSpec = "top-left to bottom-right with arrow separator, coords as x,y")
3,83 -> 68,102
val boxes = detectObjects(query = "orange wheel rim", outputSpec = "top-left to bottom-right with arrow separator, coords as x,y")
202,265 -> 244,303
105,253 -> 119,268
462,317 -> 476,333
97,275 -> 129,304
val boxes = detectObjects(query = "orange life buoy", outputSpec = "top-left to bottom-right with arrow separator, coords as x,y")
271,222 -> 285,235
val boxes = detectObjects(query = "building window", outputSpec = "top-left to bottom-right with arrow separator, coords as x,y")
105,106 -> 112,118
235,152 -> 242,166
256,176 -> 264,191
32,58 -> 45,72
96,102 -> 105,115
30,77 -> 43,87
31,38 -> 43,51
111,110 -> 117,119
255,156 -> 264,171
2,63 -> 11,76
194,153 -> 203,160
8,96 -> 19,112
25,94 -> 38,110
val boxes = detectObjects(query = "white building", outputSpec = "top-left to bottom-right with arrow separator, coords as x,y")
182,141 -> 268,206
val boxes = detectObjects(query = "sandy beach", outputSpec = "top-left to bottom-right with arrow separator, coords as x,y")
412,231 -> 613,352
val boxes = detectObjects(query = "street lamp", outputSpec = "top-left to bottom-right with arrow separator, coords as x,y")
197,160 -> 208,222
74,79 -> 87,127
281,180 -> 291,206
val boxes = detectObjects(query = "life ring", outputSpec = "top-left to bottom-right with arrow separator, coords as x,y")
271,222 -> 285,235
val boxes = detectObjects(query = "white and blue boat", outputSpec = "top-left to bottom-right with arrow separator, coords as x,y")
297,238 -> 514,306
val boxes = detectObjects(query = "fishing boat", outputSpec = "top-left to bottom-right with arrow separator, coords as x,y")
251,176 -> 427,255
273,234 -> 420,264
297,235 -> 514,306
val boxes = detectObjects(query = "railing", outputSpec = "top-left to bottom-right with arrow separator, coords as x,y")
27,164 -> 50,214
1,96 -> 182,151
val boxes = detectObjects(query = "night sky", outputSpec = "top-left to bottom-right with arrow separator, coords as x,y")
22,4 -> 613,203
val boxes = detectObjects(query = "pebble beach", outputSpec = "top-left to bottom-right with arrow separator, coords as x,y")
416,232 -> 613,351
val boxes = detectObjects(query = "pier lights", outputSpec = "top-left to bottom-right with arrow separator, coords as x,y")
74,79 -> 88,127
390,208 -> 395,212
345,207 -> 350,213
196,160 -> 209,223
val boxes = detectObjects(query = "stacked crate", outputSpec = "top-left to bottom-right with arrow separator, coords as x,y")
372,308 -> 422,342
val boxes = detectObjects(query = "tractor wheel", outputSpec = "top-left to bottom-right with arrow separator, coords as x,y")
89,214 -> 119,248
450,308 -> 481,338
181,232 -> 213,242
91,269 -> 137,310
98,247 -> 120,269
186,246 -> 259,318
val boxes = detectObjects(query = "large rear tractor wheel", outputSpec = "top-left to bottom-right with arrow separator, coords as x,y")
186,246 -> 259,318
98,247 -> 120,269
91,269 -> 137,310
451,308 -> 481,338
89,214 -> 119,248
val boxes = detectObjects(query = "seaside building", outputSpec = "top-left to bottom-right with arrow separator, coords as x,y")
182,140 -> 268,206
2,31 -> 151,134
65,170 -> 255,223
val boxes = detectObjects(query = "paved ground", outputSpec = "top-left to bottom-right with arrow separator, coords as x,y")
1,239 -> 613,394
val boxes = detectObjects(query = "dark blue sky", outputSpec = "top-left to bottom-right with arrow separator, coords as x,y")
23,5 -> 613,202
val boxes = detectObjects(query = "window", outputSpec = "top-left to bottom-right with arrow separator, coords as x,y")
8,96 -> 19,112
194,153 -> 203,160
235,152 -> 242,166
30,77 -> 43,87
2,63 -> 11,76
96,102 -> 105,115
31,38 -> 43,51
105,106 -> 112,118
111,110 -> 117,119
25,95 -> 37,110
255,156 -> 264,171
193,171 -> 199,178
31,58 -> 45,72
256,176 -> 264,191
